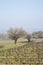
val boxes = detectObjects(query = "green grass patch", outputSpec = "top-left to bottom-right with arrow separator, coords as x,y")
0,43 -> 26,51
0,46 -> 4,48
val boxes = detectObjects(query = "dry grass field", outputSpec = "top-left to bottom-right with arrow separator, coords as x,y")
0,38 -> 43,65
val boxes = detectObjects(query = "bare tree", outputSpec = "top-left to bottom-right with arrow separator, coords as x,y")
7,28 -> 19,44
25,34 -> 31,42
7,27 -> 27,44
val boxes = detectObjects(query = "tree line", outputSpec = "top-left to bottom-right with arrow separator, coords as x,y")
0,28 -> 43,44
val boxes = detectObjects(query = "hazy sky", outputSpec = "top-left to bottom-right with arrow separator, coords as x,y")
0,0 -> 43,33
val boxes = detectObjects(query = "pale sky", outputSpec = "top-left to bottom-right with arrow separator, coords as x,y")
0,0 -> 43,33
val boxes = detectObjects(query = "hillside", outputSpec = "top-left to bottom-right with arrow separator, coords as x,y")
0,42 -> 43,65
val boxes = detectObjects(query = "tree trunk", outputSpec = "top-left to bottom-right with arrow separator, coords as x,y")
15,39 -> 17,44
28,39 -> 30,42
